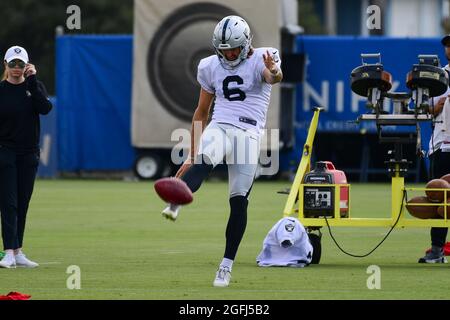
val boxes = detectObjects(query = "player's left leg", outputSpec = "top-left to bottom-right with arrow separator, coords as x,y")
213,126 -> 260,287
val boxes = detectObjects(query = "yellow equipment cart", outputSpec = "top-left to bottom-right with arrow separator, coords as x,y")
283,109 -> 449,229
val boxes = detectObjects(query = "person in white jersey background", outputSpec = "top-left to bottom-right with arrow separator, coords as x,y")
418,34 -> 450,263
161,15 -> 283,287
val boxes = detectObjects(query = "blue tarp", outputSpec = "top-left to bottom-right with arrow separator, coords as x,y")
56,35 -> 135,171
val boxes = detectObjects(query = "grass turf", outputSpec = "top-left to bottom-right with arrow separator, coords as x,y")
0,179 -> 449,300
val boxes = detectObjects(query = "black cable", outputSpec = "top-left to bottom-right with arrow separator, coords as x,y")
323,189 -> 407,258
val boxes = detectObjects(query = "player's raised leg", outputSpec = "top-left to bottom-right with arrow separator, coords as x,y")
162,122 -> 231,221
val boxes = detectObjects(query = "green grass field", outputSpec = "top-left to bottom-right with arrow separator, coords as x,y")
1,179 -> 449,300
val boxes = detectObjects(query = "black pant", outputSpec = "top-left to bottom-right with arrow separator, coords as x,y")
429,150 -> 450,247
0,146 -> 39,250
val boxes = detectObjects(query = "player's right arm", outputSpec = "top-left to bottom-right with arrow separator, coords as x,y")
175,88 -> 214,178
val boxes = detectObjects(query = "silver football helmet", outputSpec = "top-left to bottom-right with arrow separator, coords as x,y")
212,15 -> 252,67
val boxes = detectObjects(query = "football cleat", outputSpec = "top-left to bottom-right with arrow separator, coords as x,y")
213,266 -> 231,287
162,203 -> 181,222
418,248 -> 448,264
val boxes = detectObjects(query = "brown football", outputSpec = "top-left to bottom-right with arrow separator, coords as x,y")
425,179 -> 450,202
154,177 -> 193,205
437,200 -> 450,218
406,196 -> 439,219
440,173 -> 450,185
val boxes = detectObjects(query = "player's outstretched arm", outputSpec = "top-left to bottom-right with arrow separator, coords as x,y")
263,49 -> 283,84
175,88 -> 215,178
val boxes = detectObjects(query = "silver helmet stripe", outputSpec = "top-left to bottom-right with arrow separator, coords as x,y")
221,18 -> 230,44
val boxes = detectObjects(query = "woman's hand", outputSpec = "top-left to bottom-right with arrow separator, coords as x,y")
24,64 -> 37,78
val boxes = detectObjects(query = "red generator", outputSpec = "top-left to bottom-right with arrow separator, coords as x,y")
303,161 -> 349,218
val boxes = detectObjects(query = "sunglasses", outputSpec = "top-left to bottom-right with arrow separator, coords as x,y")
7,60 -> 26,69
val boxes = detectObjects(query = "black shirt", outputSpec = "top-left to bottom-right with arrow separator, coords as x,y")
0,75 -> 52,154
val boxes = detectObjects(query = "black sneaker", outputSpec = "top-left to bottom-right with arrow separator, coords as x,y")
418,248 -> 448,263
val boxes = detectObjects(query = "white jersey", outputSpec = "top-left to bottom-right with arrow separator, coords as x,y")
429,64 -> 450,155
197,47 -> 281,134
256,217 -> 313,268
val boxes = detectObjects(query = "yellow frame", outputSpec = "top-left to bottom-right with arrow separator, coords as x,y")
283,108 -> 450,228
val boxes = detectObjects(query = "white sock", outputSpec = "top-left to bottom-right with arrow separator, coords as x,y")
169,203 -> 180,211
220,258 -> 234,271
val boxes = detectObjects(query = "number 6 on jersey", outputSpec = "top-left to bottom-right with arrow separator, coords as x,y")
223,76 -> 246,101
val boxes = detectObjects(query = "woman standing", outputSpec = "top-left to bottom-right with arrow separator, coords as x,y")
0,46 -> 52,268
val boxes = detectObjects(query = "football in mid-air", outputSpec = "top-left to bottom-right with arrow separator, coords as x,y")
154,177 -> 193,205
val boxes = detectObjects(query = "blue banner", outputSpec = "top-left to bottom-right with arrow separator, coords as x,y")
56,35 -> 135,171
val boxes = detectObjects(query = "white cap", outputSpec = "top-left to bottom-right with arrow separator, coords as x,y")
4,46 -> 29,63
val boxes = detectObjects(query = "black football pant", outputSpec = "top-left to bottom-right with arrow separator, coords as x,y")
429,150 -> 450,247
0,147 -> 39,250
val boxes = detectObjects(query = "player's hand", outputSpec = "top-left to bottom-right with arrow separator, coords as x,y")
263,50 -> 278,74
175,159 -> 193,178
24,63 -> 37,78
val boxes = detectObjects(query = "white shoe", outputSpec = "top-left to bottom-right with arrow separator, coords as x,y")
15,253 -> 39,268
213,266 -> 231,287
0,254 -> 16,269
162,204 -> 181,221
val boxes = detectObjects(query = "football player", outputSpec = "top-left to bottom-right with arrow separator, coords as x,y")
162,15 -> 282,287
419,34 -> 450,263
